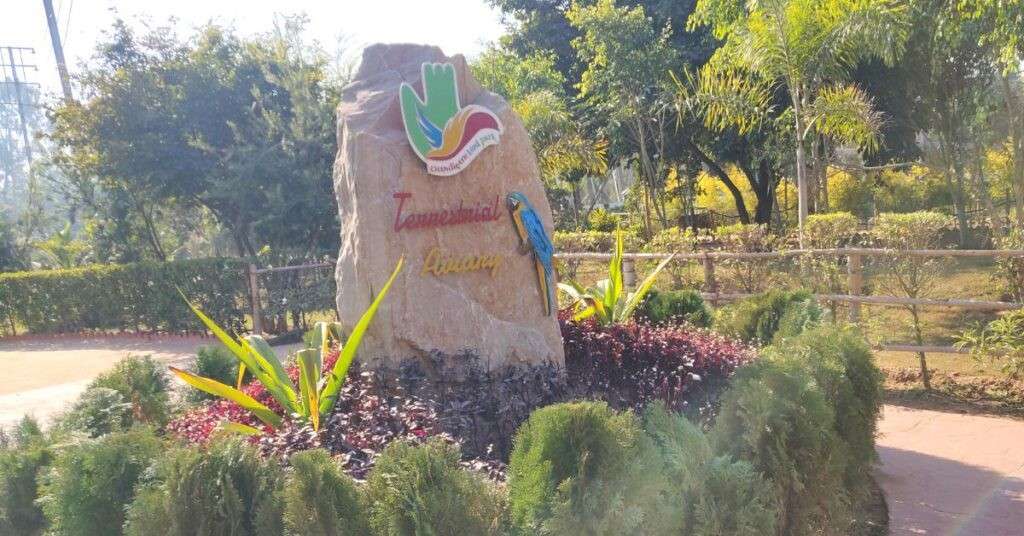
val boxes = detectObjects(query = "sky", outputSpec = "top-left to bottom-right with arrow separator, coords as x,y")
0,0 -> 507,103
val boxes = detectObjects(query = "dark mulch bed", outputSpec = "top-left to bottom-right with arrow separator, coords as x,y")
168,319 -> 755,479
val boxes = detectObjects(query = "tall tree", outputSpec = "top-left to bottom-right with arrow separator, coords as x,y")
567,0 -> 681,235
49,19 -> 341,262
691,0 -> 909,245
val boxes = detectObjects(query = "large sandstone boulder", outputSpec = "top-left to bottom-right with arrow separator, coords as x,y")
333,43 -> 564,370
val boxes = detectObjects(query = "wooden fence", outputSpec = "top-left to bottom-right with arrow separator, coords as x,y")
556,248 -> 1024,354
244,249 -> 1024,354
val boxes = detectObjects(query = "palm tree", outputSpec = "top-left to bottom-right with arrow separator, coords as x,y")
690,0 -> 909,246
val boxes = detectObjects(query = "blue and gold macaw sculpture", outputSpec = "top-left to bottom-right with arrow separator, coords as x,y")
507,192 -> 555,315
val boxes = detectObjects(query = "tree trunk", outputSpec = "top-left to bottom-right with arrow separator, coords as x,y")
1003,75 -> 1024,228
683,138 -> 750,223
951,154 -> 970,248
974,144 -> 1003,243
794,108 -> 809,248
910,305 -> 931,390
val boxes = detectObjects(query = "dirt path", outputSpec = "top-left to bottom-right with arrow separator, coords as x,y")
0,335 -> 300,429
876,404 -> 1024,535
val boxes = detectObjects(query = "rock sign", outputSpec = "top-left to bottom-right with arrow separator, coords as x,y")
333,44 -> 564,370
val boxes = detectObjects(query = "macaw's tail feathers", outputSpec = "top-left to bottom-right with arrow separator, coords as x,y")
534,257 -> 555,316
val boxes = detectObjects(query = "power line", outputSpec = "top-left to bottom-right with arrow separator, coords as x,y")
0,47 -> 39,167
62,0 -> 75,49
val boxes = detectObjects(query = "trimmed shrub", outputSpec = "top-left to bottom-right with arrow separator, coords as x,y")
39,428 -> 163,536
767,325 -> 884,488
0,417 -> 50,536
552,230 -> 643,252
90,355 -> 170,426
636,289 -> 713,327
692,456 -> 779,536
282,449 -> 368,536
716,289 -> 822,345
57,387 -> 133,437
642,403 -> 777,536
124,439 -> 283,536
712,360 -> 849,535
713,223 -> 782,294
507,401 -> 678,535
0,257 -> 247,335
364,439 -> 505,536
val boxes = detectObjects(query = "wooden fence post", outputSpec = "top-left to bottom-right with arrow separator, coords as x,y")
247,263 -> 263,335
623,258 -> 637,290
847,253 -> 863,324
703,254 -> 718,306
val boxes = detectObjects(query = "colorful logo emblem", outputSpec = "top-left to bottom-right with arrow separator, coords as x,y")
400,63 -> 503,176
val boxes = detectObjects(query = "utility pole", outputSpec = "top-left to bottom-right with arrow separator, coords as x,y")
42,0 -> 73,102
0,47 -> 38,166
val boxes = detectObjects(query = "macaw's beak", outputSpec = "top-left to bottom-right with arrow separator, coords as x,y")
506,198 -> 519,212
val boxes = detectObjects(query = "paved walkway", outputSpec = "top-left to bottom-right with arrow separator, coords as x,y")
0,335 -> 215,428
876,404 -> 1024,535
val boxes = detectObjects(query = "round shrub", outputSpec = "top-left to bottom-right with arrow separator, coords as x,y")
124,439 -> 283,536
716,289 -> 822,345
283,449 -> 367,536
39,427 -> 163,536
187,345 -> 249,403
711,360 -> 849,536
636,289 -> 713,327
0,417 -> 50,536
57,387 -> 133,437
90,355 -> 170,426
767,325 -> 884,489
507,401 -> 677,535
364,439 -> 505,536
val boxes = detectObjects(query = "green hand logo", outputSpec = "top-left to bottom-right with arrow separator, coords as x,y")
400,63 -> 460,158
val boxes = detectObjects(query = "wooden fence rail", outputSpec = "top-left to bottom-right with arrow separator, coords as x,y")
247,250 -> 1021,355
557,248 -> 1024,355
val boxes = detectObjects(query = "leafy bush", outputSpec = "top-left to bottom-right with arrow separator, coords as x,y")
365,439 -> 505,536
636,289 -> 713,327
282,449 -> 368,536
0,257 -> 247,335
871,211 -> 951,389
39,428 -> 163,536
561,316 -> 753,417
187,345 -> 250,403
767,325 -> 883,488
507,401 -> 677,535
58,387 -> 133,437
642,403 -> 778,536
644,227 -> 705,289
560,229 -> 674,325
551,229 -> 643,252
586,207 -> 619,231
124,439 -> 283,536
713,223 -> 782,294
91,355 -> 170,426
716,289 -> 822,345
957,308 -> 1024,377
996,229 -> 1024,303
0,417 -> 50,536
712,360 -> 849,536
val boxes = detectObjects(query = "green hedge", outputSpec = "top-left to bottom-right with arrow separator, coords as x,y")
0,258 -> 247,335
